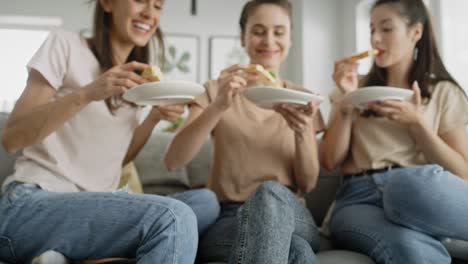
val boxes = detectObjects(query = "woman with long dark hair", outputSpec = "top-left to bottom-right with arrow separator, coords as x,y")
0,0 -> 218,263
320,0 -> 468,263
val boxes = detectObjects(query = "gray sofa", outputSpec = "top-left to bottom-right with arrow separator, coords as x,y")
0,112 -> 467,264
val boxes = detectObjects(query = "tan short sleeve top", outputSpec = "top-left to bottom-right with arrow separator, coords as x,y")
335,81 -> 468,174
191,80 -> 325,201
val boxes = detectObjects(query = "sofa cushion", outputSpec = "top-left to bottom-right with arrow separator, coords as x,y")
0,113 -> 20,185
119,162 -> 143,193
444,239 -> 468,260
203,250 -> 376,264
134,131 -> 191,195
306,167 -> 341,226
185,137 -> 212,189
316,250 -> 375,264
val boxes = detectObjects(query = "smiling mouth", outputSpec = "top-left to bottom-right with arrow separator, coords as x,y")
258,50 -> 279,55
133,22 -> 152,33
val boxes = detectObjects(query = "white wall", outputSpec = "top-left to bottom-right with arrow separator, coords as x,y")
300,0 -> 341,119
0,0 -> 249,84
0,0 -> 341,118
439,0 -> 468,91
161,0 -> 248,83
0,0 -> 93,31
2,0 -> 459,116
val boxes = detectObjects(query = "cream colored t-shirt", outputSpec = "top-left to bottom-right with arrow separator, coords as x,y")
331,81 -> 468,175
3,30 -> 143,192
192,80 -> 325,202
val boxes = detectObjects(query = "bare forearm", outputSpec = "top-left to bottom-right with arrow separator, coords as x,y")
2,89 -> 90,153
319,108 -> 353,170
409,122 -> 468,179
294,129 -> 320,193
123,111 -> 161,165
164,104 -> 223,170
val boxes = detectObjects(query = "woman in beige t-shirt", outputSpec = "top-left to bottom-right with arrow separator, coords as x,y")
165,0 -> 324,263
320,0 -> 468,263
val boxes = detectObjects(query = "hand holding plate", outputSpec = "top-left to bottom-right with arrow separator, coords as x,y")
274,102 -> 319,134
152,104 -> 186,123
368,81 -> 423,125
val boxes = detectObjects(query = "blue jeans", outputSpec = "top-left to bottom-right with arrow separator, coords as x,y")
199,181 -> 320,264
330,164 -> 468,264
170,188 -> 220,235
0,182 -> 219,264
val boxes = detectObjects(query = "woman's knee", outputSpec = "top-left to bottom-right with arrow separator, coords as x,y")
195,189 -> 220,219
186,189 -> 220,234
147,197 -> 198,239
253,181 -> 292,203
242,181 -> 295,227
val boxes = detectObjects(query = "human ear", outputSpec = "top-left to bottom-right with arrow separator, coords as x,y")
412,22 -> 424,43
241,31 -> 246,48
99,0 -> 113,13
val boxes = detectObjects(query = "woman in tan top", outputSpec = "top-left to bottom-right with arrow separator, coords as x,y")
165,0 -> 324,263
320,0 -> 468,263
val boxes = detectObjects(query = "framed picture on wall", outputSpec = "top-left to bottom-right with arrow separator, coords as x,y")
209,36 -> 249,80
159,33 -> 200,83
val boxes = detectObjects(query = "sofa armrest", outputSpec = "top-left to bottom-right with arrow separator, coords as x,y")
305,167 -> 342,226
444,239 -> 468,260
0,112 -> 20,185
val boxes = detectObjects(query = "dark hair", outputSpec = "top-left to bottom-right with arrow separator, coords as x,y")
362,0 -> 461,99
87,0 -> 165,112
239,0 -> 293,33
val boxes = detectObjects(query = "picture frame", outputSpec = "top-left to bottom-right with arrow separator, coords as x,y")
160,33 -> 200,83
209,36 -> 249,80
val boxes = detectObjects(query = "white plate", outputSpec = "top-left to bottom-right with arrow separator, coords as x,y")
123,80 -> 205,106
245,86 -> 324,110
342,86 -> 414,108
133,95 -> 195,106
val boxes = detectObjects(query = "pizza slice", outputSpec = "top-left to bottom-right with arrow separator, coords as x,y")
141,65 -> 164,82
344,49 -> 380,63
245,64 -> 279,87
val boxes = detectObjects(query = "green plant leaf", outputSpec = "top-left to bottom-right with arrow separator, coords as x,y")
179,52 -> 191,63
161,63 -> 174,73
169,46 -> 177,59
177,63 -> 190,73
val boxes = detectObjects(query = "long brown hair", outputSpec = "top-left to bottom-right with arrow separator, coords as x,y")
239,0 -> 293,33
87,0 -> 165,111
361,0 -> 461,99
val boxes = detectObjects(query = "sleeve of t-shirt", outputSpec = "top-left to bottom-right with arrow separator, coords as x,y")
438,81 -> 468,134
190,80 -> 218,109
27,30 -> 69,90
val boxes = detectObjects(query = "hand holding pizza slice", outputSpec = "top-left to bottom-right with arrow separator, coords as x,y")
244,64 -> 280,87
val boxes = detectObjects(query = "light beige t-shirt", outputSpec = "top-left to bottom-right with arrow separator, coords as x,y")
3,30 -> 143,192
192,80 -> 325,202
331,81 -> 468,175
